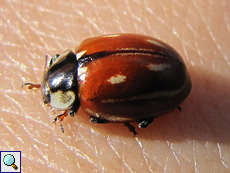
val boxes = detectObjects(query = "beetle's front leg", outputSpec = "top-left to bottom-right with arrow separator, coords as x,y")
53,110 -> 69,133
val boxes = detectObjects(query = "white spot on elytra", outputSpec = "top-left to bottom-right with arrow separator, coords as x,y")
147,39 -> 167,49
148,64 -> 171,71
76,50 -> 87,60
78,67 -> 88,81
107,74 -> 126,84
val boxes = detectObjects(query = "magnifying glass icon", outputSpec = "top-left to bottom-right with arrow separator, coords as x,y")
3,154 -> 18,170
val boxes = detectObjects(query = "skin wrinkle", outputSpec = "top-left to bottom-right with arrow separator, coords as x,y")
74,131 -> 97,157
70,7 -> 98,36
77,1 -> 104,34
217,143 -> 228,169
91,132 -> 99,157
141,145 -> 157,173
3,123 -> 24,144
7,3 -> 49,57
32,144 -> 49,166
56,138 -> 96,166
54,140 -> 82,172
83,133 -> 96,152
167,141 -> 184,172
104,0 -> 120,22
134,138 -> 148,169
126,0 -> 141,22
122,154 -> 133,173
21,137 -> 53,170
192,1 -> 221,51
20,122 -> 49,146
143,155 -> 154,173
106,139 -> 123,171
164,157 -> 169,173
22,107 -> 52,130
4,89 -> 50,134
36,3 -> 74,50
192,140 -> 198,173
135,138 -> 154,173
107,140 -> 121,158
53,8 -> 75,46
182,44 -> 190,63
216,3 -> 230,67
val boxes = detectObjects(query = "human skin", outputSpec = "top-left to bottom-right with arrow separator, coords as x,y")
0,0 -> 230,172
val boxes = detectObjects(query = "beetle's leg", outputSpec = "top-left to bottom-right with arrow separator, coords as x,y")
124,122 -> 138,136
69,110 -> 76,117
22,83 -> 41,89
90,116 -> 109,124
176,106 -> 182,112
53,110 -> 68,133
137,118 -> 154,128
69,101 -> 80,117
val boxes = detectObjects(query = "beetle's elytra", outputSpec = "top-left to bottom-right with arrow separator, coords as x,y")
23,34 -> 192,135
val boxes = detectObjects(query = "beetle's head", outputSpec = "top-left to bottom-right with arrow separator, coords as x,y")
41,50 -> 80,111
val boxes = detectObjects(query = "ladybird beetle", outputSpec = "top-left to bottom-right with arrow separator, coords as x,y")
23,34 -> 192,135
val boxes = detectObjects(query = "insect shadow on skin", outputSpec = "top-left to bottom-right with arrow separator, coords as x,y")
22,33 -> 192,136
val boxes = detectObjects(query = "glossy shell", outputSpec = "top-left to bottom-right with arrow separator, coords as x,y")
76,34 -> 192,123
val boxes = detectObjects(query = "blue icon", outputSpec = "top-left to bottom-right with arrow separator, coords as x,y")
3,154 -> 18,170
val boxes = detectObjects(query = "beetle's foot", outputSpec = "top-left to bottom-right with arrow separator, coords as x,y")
69,110 -> 76,117
177,106 -> 182,112
22,83 -> 41,89
137,118 -> 154,128
69,101 -> 80,117
90,116 -> 109,124
53,110 -> 68,133
124,122 -> 138,136
90,117 -> 98,124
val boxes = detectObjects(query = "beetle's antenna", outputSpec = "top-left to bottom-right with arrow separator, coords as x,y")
59,121 -> 65,133
44,54 -> 48,74
22,83 -> 41,89
21,55 -> 47,89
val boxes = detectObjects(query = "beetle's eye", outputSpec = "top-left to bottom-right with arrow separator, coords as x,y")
41,83 -> 51,104
43,93 -> 50,104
